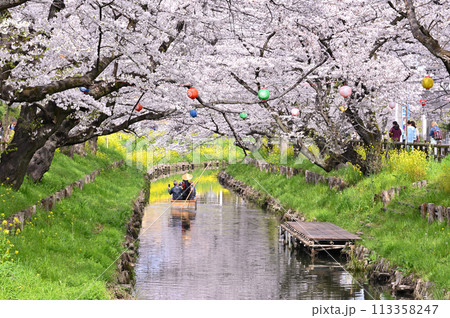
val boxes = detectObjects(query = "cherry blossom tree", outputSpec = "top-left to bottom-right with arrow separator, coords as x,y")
0,0 -> 184,188
1,0 -> 449,189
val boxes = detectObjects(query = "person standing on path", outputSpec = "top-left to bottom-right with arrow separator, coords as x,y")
389,121 -> 402,141
429,122 -> 442,145
389,121 -> 402,150
406,121 -> 416,150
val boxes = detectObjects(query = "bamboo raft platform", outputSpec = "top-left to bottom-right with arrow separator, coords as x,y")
280,221 -> 361,256
171,198 -> 197,211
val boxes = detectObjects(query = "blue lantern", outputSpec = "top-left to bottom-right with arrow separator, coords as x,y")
190,110 -> 197,117
79,87 -> 89,93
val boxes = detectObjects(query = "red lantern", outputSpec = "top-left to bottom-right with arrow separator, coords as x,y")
388,102 -> 396,110
419,99 -> 427,106
187,87 -> 199,99
291,107 -> 299,116
339,85 -> 352,98
135,103 -> 143,111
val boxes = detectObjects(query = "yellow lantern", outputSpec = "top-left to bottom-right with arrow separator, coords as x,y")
422,76 -> 433,90
340,105 -> 348,112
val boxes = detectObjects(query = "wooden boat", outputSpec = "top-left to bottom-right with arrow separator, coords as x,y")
171,198 -> 197,210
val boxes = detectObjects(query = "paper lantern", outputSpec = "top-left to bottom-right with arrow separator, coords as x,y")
291,107 -> 299,116
79,87 -> 89,93
135,103 -> 143,111
258,89 -> 270,100
187,87 -> 199,99
339,85 -> 352,98
422,76 -> 433,90
340,105 -> 348,112
240,112 -> 248,119
190,109 -> 197,117
388,102 -> 396,110
419,99 -> 427,106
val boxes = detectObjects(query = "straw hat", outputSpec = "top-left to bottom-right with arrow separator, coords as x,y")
182,173 -> 193,180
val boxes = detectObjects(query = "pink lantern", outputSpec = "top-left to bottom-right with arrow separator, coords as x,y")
291,107 -> 299,116
339,85 -> 352,98
388,102 -> 396,110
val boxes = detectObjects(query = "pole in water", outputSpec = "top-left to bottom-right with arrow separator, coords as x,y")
288,233 -> 292,249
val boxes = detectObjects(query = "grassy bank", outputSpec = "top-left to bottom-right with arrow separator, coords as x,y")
0,143 -> 123,219
0,164 -> 144,299
225,157 -> 449,298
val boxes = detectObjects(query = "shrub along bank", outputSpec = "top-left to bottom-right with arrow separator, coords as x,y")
0,164 -> 144,299
225,155 -> 449,299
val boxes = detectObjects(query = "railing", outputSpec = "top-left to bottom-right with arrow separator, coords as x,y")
352,140 -> 449,161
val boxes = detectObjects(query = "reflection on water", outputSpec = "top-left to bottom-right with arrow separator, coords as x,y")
135,175 -> 382,300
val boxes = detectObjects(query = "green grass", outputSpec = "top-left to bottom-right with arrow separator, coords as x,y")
226,159 -> 450,298
0,164 -> 144,299
0,143 -> 123,219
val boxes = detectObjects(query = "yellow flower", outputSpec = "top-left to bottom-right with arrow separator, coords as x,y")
15,250 -> 19,254
4,229 -> 9,234
2,220 -> 6,226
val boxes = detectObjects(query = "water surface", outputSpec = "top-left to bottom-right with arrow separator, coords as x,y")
135,175 -> 383,300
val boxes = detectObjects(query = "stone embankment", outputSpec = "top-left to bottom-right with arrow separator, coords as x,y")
2,160 -> 124,232
244,158 -> 349,190
113,189 -> 147,299
218,170 -> 439,300
347,245 -> 436,300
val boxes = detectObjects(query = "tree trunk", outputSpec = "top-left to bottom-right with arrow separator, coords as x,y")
0,102 -> 70,189
26,135 -> 59,182
88,136 -> 98,155
0,123 -> 51,189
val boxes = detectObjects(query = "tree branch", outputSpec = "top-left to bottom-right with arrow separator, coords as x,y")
8,55 -> 120,102
404,0 -> 450,74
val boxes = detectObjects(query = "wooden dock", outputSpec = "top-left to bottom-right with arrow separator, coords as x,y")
280,221 -> 360,256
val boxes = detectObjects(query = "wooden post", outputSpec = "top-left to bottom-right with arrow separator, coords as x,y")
436,206 -> 445,223
447,208 -> 450,225
427,203 -> 435,223
420,203 -> 428,218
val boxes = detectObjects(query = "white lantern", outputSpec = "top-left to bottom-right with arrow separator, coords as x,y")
291,107 -> 299,116
388,102 -> 396,110
339,85 -> 352,98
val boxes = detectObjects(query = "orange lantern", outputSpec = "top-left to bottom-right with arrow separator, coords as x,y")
187,87 -> 199,99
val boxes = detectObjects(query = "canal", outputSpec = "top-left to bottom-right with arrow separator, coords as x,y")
134,171 -> 385,300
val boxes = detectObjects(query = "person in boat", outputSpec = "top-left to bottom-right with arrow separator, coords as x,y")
181,173 -> 194,200
168,180 -> 183,200
188,182 -> 197,200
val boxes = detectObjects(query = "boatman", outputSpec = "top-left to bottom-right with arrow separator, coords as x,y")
168,180 -> 183,200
